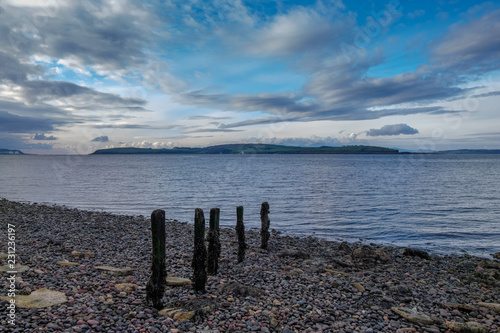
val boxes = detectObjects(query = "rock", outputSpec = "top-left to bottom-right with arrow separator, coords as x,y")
56,260 -> 79,266
0,253 -> 9,259
324,268 -> 351,277
492,252 -> 500,259
159,307 -> 180,316
352,245 -> 390,262
115,283 -> 139,292
0,264 -> 30,272
218,281 -> 264,297
158,308 -> 194,322
173,310 -> 194,322
445,321 -> 488,333
375,248 -> 391,262
477,302 -> 500,313
94,265 -> 134,275
87,319 -> 100,326
391,307 -> 438,325
71,250 -> 95,258
83,251 -> 95,258
352,282 -> 365,292
403,248 -> 431,260
444,302 -> 475,311
352,245 -> 375,260
278,250 -> 310,259
0,288 -> 67,308
166,277 -> 192,286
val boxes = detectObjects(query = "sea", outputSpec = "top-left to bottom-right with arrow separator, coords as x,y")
1,153 -> 499,258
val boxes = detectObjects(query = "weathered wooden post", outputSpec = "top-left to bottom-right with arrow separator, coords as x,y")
146,209 -> 166,309
236,206 -> 246,263
260,202 -> 270,250
192,208 -> 207,293
207,208 -> 221,276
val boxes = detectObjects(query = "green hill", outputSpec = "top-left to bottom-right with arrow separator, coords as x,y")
92,144 -> 400,155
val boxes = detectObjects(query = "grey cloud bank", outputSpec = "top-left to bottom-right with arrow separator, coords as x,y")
91,136 -> 110,142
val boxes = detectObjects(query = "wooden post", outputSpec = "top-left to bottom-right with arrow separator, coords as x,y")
236,206 -> 246,263
260,202 -> 270,250
207,208 -> 221,276
146,209 -> 166,309
192,208 -> 207,293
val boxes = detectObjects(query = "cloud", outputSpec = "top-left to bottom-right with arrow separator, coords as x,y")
20,81 -> 147,107
33,133 -> 57,140
248,5 -> 354,58
430,9 -> 500,76
365,124 -> 419,137
0,111 -> 63,133
0,51 -> 44,83
0,1 -> 163,71
187,115 -> 232,121
0,134 -> 53,150
470,91 -> 500,99
91,136 -> 109,142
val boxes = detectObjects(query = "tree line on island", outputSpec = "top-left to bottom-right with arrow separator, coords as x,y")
92,144 -> 400,155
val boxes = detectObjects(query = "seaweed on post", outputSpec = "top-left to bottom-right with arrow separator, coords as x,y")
260,202 -> 270,250
146,209 -> 167,309
192,208 -> 207,292
236,206 -> 247,263
207,208 -> 221,276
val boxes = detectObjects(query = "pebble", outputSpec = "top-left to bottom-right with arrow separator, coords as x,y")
0,199 -> 499,333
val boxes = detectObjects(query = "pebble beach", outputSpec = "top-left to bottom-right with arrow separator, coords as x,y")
1,199 -> 499,332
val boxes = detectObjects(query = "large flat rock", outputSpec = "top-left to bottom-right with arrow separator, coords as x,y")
94,265 -> 134,275
166,277 -> 192,286
1,288 -> 67,308
0,264 -> 29,273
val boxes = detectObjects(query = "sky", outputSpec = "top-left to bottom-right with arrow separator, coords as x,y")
0,0 -> 499,154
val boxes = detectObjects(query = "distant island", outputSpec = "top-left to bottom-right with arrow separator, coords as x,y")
0,149 -> 24,155
2,145 -> 500,155
91,144 -> 400,155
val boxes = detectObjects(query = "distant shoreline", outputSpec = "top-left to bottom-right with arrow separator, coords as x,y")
3,144 -> 500,155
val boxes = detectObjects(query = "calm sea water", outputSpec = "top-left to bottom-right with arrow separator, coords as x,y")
1,154 -> 499,257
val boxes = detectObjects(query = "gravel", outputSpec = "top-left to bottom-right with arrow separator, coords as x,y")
1,199 -> 499,332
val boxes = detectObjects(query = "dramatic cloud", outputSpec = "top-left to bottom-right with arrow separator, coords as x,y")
0,135 -> 53,150
33,133 -> 57,141
366,124 -> 419,137
0,111 -> 63,133
91,136 -> 109,142
430,9 -> 500,75
248,5 -> 353,58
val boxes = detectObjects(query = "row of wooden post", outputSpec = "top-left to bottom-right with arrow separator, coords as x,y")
146,202 -> 271,308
